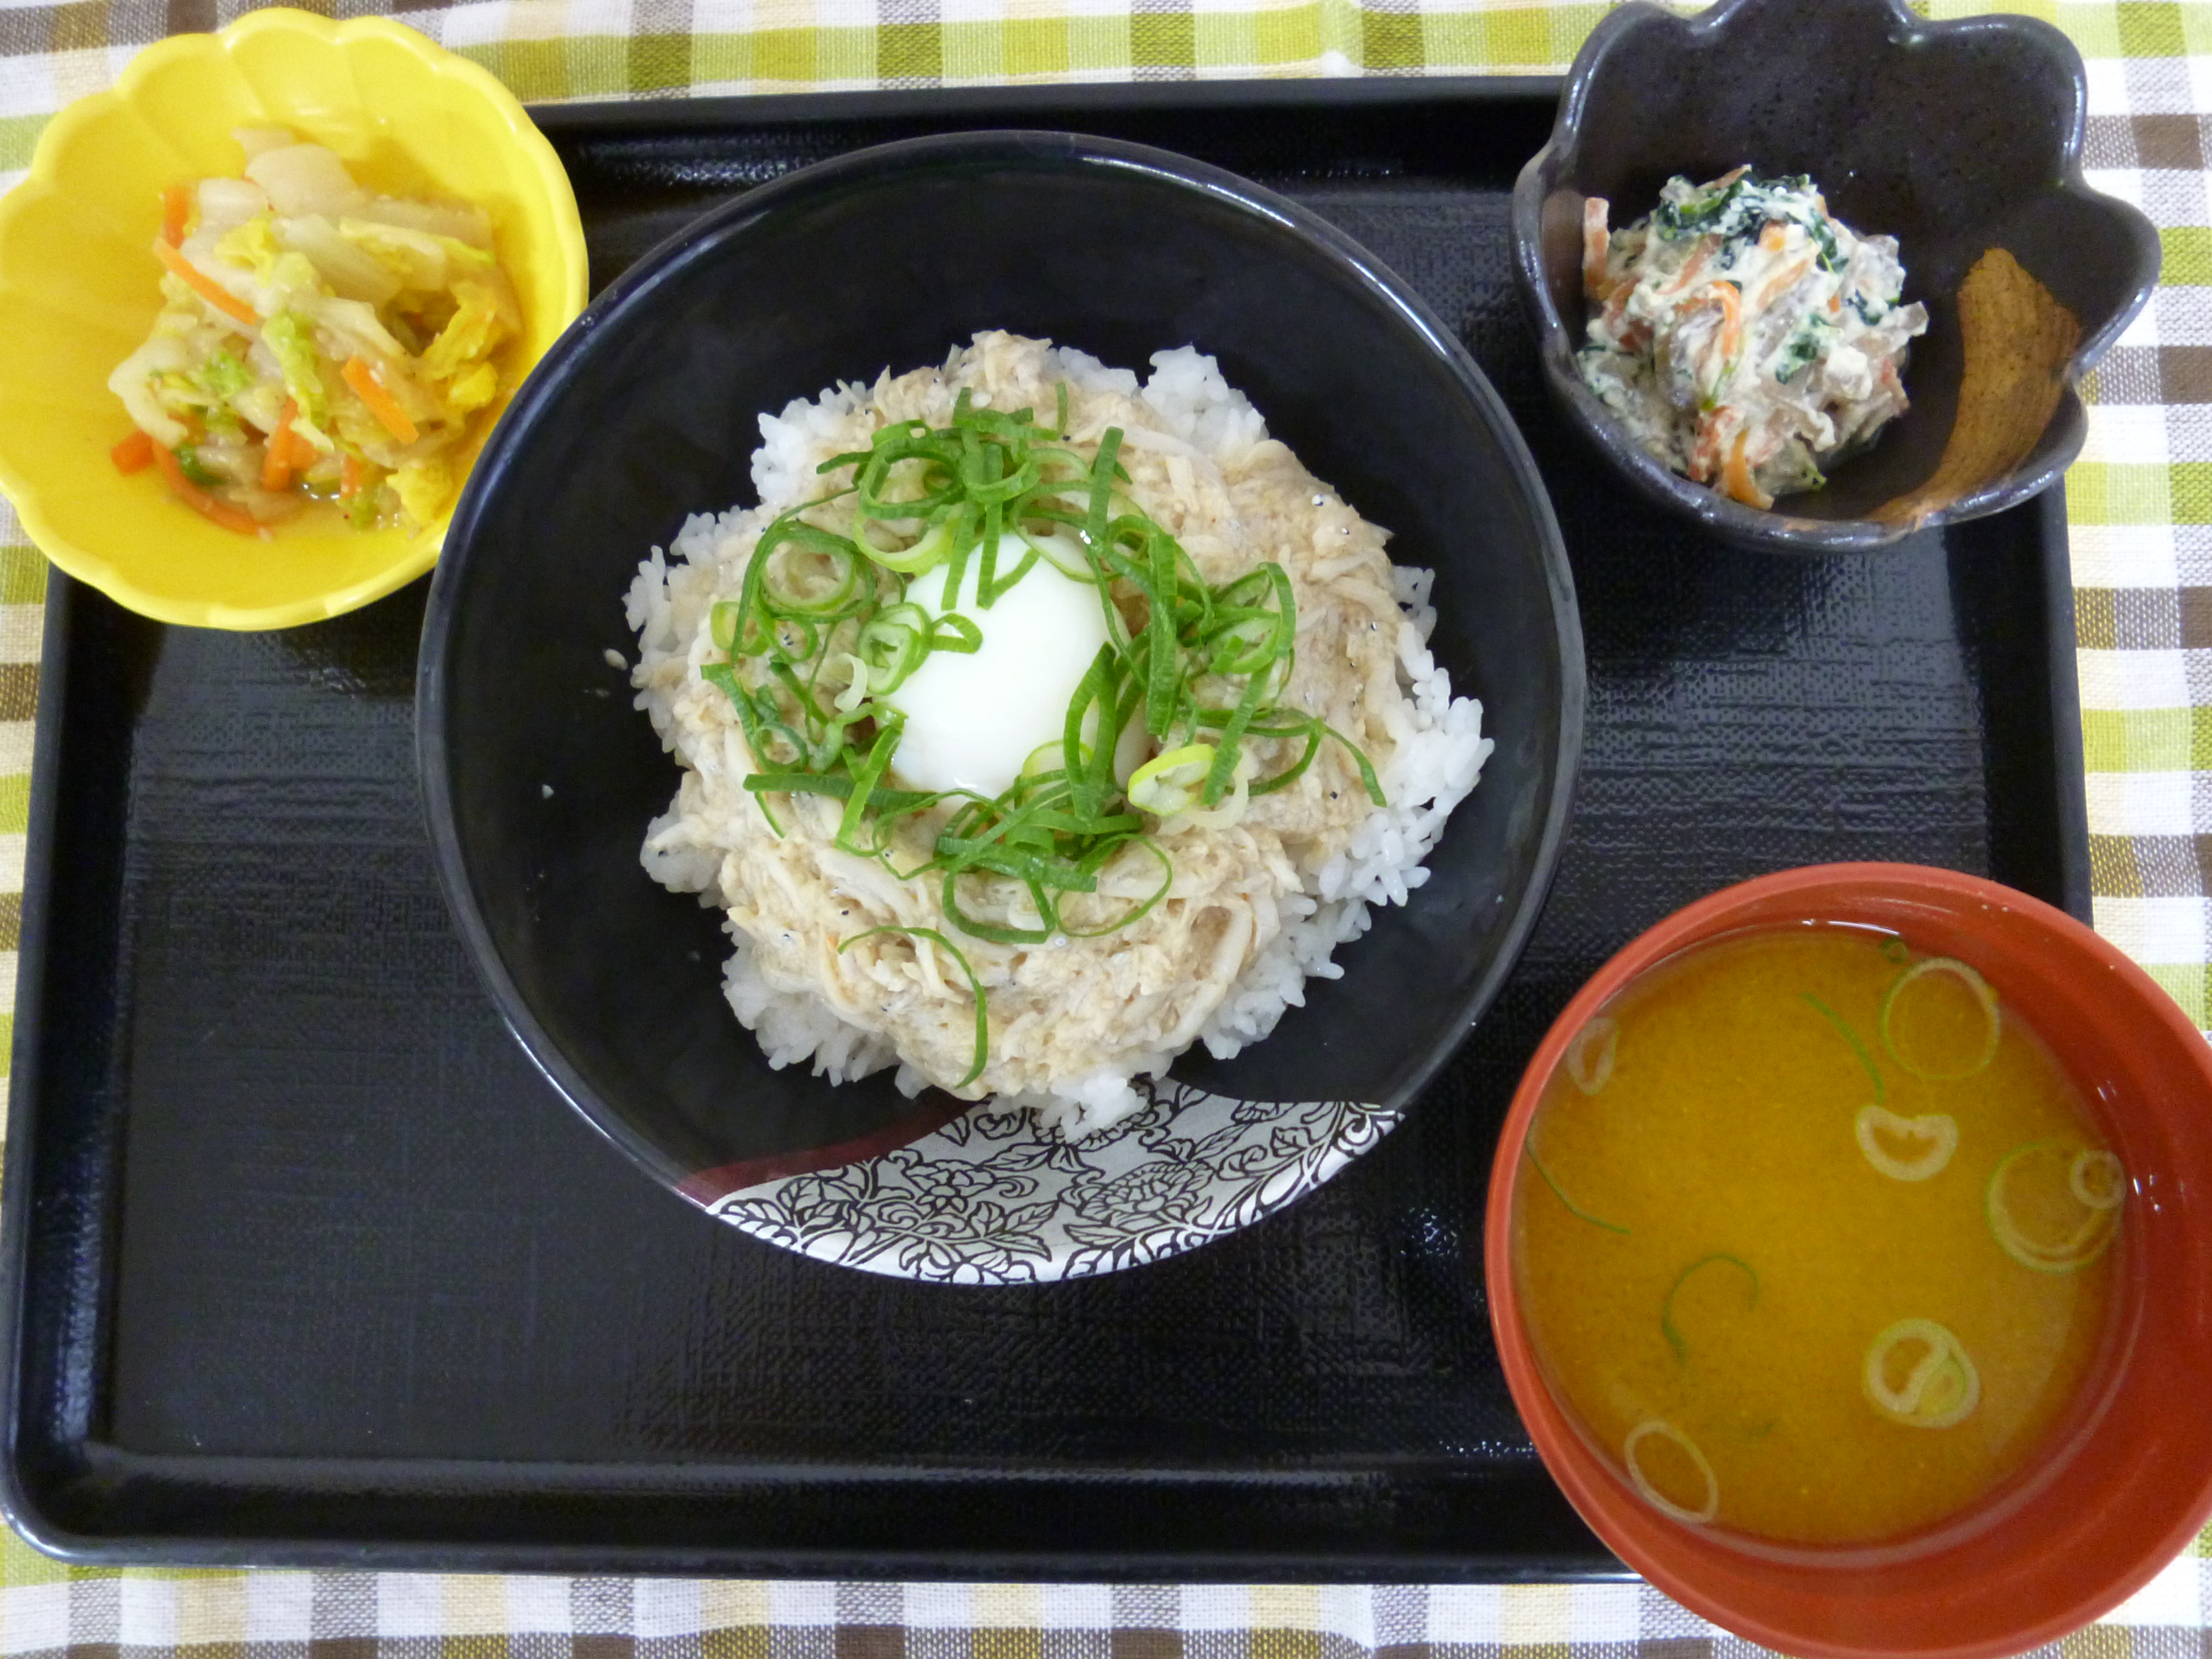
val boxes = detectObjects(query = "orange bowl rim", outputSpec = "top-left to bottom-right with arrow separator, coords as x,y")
1484,860 -> 2212,1659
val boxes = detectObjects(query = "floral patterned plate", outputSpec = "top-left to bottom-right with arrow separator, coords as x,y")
707,1081 -> 1402,1285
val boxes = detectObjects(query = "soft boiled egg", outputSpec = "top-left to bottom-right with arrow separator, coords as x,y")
885,533 -> 1111,799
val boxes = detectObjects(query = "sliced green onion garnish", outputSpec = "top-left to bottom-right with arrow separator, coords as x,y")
938,868 -> 1053,945
1128,743 -> 1217,818
1564,1015 -> 1617,1095
1058,837 -> 1175,938
1863,1318 -> 1980,1428
2071,1149 -> 2126,1211
1802,992 -> 1884,1104
1880,957 -> 2000,1081
853,424 -> 960,524
741,769 -> 937,815
1622,1421 -> 1718,1525
1022,738 -> 1086,780
1018,528 -> 1094,581
928,613 -> 982,655
1526,1149 -> 1630,1235
838,924 -> 988,1087
855,603 -> 928,695
1986,1140 -> 2123,1272
828,653 -> 872,715
870,507 -> 962,576
833,714 -> 903,853
759,532 -> 863,617
1660,1253 -> 1758,1361
1854,1105 -> 1957,1182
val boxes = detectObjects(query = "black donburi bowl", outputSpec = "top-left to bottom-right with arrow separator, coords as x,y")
418,131 -> 1584,1204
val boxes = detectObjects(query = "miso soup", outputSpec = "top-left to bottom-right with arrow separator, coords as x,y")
1512,924 -> 2122,1547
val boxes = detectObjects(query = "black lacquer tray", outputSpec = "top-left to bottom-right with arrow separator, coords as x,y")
0,80 -> 2089,1576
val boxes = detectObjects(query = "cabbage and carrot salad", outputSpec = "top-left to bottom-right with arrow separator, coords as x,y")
108,127 -> 519,535
1577,169 -> 1929,508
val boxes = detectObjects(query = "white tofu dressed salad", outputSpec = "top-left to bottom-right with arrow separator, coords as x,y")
1577,169 -> 1929,508
108,127 -> 519,536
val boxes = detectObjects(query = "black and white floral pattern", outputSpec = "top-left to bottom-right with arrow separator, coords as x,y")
708,1081 -> 1402,1283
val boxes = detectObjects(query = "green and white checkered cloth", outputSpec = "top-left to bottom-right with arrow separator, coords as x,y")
1,0 -> 2209,1652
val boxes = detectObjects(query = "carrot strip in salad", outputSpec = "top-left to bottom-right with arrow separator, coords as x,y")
1656,240 -> 1714,298
340,451 -> 367,499
342,356 -> 419,444
1602,283 -> 1639,347
153,443 -> 261,535
159,185 -> 191,250
1712,281 -> 1742,361
1723,429 -> 1775,509
1749,255 -> 1813,314
111,430 -> 155,474
1583,197 -> 1616,303
1689,414 -> 1724,484
153,239 -> 258,327
262,399 -> 301,491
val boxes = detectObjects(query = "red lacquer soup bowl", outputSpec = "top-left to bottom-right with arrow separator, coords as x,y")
1485,863 -> 2212,1659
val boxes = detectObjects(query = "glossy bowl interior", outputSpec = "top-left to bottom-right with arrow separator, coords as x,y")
1485,863 -> 2212,1659
0,7 -> 588,629
419,131 -> 1584,1197
1512,0 -> 2161,554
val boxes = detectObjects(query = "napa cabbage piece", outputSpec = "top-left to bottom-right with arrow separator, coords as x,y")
108,124 -> 519,535
262,311 -> 328,426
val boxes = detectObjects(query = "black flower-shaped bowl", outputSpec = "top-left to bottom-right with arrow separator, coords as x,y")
1512,0 -> 2161,554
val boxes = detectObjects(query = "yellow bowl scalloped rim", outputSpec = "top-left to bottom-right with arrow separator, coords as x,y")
0,8 -> 588,630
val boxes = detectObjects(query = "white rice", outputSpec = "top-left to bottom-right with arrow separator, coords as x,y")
628,342 -> 1494,1139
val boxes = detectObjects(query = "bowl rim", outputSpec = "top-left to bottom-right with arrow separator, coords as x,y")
1483,859 -> 2212,1657
0,6 -> 589,630
1508,0 -> 2163,555
416,126 -> 1587,1211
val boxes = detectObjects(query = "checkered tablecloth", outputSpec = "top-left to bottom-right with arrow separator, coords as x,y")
2,0 -> 2210,1653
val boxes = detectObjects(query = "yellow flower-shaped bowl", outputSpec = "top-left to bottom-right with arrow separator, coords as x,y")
0,8 -> 588,629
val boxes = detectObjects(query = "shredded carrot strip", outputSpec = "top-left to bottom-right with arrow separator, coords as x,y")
1712,280 -> 1742,361
1582,197 -> 1615,302
1723,429 -> 1775,510
159,185 -> 191,250
153,239 -> 258,326
342,356 -> 419,444
153,443 -> 261,535
1657,240 -> 1714,297
1688,414 -> 1723,484
1829,291 -> 1843,313
340,451 -> 366,499
1603,279 -> 1634,334
1759,222 -> 1786,253
262,399 -> 300,492
1750,255 -> 1813,314
111,430 -> 155,474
